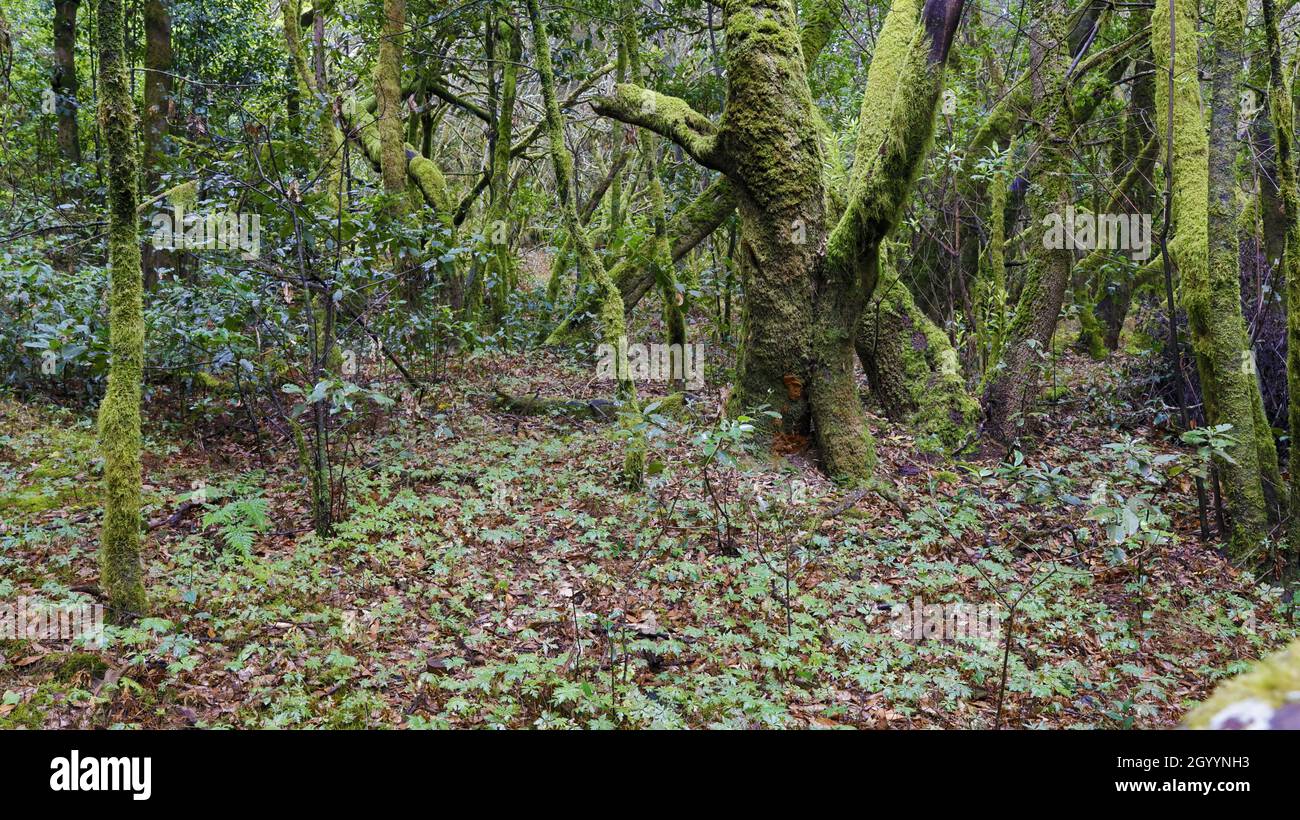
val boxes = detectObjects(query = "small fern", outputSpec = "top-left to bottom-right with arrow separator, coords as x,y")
202,496 -> 271,556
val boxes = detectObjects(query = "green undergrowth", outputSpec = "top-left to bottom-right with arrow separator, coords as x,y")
1,351 -> 1296,728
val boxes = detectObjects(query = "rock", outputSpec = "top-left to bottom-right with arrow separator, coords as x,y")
1183,639 -> 1300,729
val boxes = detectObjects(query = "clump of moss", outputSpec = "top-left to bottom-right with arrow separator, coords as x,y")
1073,302 -> 1108,360
49,651 -> 109,683
1183,639 -> 1300,728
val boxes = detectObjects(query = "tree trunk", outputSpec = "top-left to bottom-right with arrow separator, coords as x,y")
1,7 -> 12,103
141,0 -> 173,289
95,0 -> 147,621
375,0 -> 407,199
53,0 -> 81,162
592,0 -> 964,480
981,1 -> 1074,444
527,0 -> 644,487
1205,0 -> 1275,550
485,13 -> 521,320
1262,0 -> 1300,565
860,252 -> 980,448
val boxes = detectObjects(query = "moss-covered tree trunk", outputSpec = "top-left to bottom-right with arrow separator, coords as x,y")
282,0 -> 343,200
1092,8 -> 1154,353
527,0 -> 644,486
1203,0 -> 1276,549
853,0 -> 978,448
623,3 -> 687,385
860,251 -> 979,448
595,0 -> 963,481
1097,23 -> 1155,352
0,8 -> 10,100
374,0 -> 407,201
53,0 -> 81,162
95,0 -> 147,620
1262,0 -> 1300,565
484,12 -> 521,320
980,1 -> 1073,443
549,0 -> 849,336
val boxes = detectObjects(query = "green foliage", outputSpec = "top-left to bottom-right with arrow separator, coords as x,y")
202,495 -> 271,556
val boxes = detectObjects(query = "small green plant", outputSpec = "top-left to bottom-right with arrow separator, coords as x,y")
1179,423 -> 1236,480
202,495 -> 271,556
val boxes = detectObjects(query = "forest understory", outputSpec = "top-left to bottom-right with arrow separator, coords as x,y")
2,322 -> 1290,729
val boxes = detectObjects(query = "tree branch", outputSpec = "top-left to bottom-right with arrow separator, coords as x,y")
591,83 -> 728,174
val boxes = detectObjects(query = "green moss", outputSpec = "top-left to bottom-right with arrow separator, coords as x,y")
528,0 -> 643,488
282,0 -> 343,199
0,687 -> 52,729
49,651 -> 110,683
1183,639 -> 1300,728
1190,0 -> 1273,552
1263,0 -> 1300,559
374,0 -> 408,200
859,260 -> 979,448
344,96 -> 451,215
96,0 -> 148,622
484,17 -> 523,320
0,486 -> 83,514
981,4 -> 1074,443
1073,300 -> 1108,360
975,152 -> 1011,372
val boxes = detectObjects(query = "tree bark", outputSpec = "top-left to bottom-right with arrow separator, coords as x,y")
592,0 -> 965,480
980,0 -> 1073,444
1205,0 -> 1276,550
1262,0 -> 1300,564
95,0 -> 147,620
1097,17 -> 1155,351
141,0 -> 173,289
53,0 -> 81,162
375,0 -> 407,199
859,253 -> 980,448
527,0 -> 644,487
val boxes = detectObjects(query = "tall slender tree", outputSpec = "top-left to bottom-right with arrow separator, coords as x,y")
527,0 -> 644,486
95,0 -> 147,619
141,0 -> 174,288
975,0 -> 1074,444
1262,0 -> 1300,567
1204,0 -> 1279,549
52,0 -> 81,162
375,0 -> 408,201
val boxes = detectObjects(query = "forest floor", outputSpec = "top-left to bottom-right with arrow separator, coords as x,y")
1,341 -> 1295,729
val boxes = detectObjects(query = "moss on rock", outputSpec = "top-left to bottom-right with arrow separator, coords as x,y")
1183,639 -> 1300,729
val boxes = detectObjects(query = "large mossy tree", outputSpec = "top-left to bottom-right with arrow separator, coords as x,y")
591,0 -> 967,481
